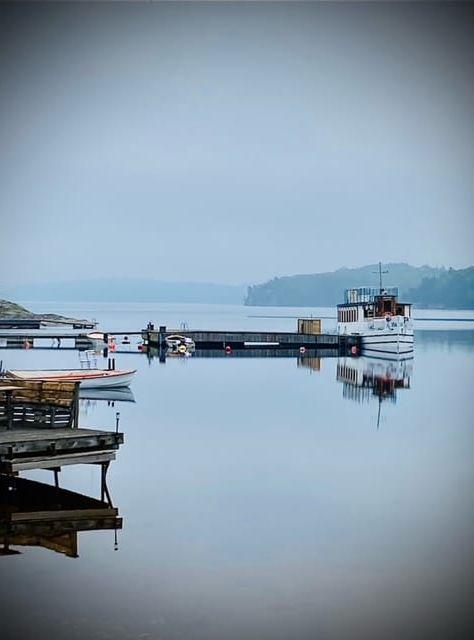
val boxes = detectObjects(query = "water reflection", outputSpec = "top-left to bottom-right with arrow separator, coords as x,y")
0,475 -> 121,558
79,386 -> 136,415
337,356 -> 412,426
147,345 -> 339,362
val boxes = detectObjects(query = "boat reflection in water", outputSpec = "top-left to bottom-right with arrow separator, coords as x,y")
0,476 -> 122,558
79,387 -> 135,403
337,356 -> 412,426
79,386 -> 136,413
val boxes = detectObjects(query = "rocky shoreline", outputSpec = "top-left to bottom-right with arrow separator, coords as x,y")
0,299 -> 94,327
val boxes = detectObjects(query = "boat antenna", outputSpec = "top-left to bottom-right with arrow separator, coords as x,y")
373,262 -> 388,294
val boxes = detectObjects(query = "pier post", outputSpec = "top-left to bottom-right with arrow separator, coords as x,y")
159,325 -> 166,349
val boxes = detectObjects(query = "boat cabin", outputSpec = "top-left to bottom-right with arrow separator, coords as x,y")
337,287 -> 411,323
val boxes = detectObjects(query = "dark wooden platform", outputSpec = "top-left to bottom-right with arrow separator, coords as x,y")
0,427 -> 124,473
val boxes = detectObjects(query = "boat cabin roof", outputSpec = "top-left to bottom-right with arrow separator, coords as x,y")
344,286 -> 399,304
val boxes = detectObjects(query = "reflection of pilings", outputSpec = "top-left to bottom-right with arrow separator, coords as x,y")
297,356 -> 321,372
0,475 -> 122,558
100,460 -> 113,506
342,382 -> 397,404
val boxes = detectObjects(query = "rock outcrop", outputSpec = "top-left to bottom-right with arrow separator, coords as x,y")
0,299 -> 93,326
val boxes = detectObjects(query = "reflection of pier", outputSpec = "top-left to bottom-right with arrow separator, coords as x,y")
147,346 -> 338,362
0,476 -> 121,558
297,356 -> 321,372
0,380 -> 124,557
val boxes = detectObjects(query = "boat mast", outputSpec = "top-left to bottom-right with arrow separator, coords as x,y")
373,262 -> 388,294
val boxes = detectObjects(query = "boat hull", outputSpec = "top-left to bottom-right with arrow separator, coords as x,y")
6,369 -> 136,389
361,332 -> 414,358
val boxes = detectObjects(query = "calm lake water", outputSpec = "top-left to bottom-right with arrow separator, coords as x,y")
2,303 -> 474,640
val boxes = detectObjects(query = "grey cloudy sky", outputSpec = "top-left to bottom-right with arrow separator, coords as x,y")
1,1 -> 473,286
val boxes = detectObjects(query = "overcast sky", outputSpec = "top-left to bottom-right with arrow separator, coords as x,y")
1,1 -> 473,286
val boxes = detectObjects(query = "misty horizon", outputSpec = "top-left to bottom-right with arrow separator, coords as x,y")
1,2 -> 473,286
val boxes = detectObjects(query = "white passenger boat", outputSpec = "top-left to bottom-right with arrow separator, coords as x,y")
337,266 -> 414,358
5,368 -> 136,389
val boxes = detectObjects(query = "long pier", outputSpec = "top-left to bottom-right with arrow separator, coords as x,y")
0,322 -> 362,354
143,326 -> 360,353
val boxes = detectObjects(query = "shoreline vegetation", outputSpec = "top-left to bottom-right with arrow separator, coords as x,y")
1,264 -> 473,312
245,264 -> 474,310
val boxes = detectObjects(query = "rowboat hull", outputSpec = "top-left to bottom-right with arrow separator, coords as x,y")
6,369 -> 136,389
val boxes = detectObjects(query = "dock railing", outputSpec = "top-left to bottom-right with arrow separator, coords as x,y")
0,380 -> 80,430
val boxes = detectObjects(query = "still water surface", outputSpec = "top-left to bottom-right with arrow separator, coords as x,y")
1,303 -> 474,640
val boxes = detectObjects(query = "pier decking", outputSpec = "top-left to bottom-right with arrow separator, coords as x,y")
143,327 -> 361,352
0,427 -> 124,473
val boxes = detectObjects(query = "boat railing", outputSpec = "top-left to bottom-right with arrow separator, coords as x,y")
344,287 -> 399,304
79,350 -> 98,369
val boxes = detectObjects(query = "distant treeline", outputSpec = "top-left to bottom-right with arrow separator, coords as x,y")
245,263 -> 474,309
408,267 -> 474,310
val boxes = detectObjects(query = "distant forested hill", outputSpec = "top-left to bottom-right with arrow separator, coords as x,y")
408,267 -> 474,309
245,263 -> 443,307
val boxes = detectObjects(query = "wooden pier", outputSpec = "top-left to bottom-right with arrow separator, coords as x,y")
0,427 -> 124,473
143,325 -> 361,353
0,380 -> 124,473
0,319 -> 362,355
0,379 -> 124,557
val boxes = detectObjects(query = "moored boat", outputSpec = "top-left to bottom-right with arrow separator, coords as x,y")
336,264 -> 414,358
165,334 -> 196,354
5,368 -> 136,389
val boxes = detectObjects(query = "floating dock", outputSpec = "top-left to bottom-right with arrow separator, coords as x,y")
0,319 -> 362,354
143,326 -> 361,353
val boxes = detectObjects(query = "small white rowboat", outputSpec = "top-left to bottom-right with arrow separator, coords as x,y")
5,368 -> 136,389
